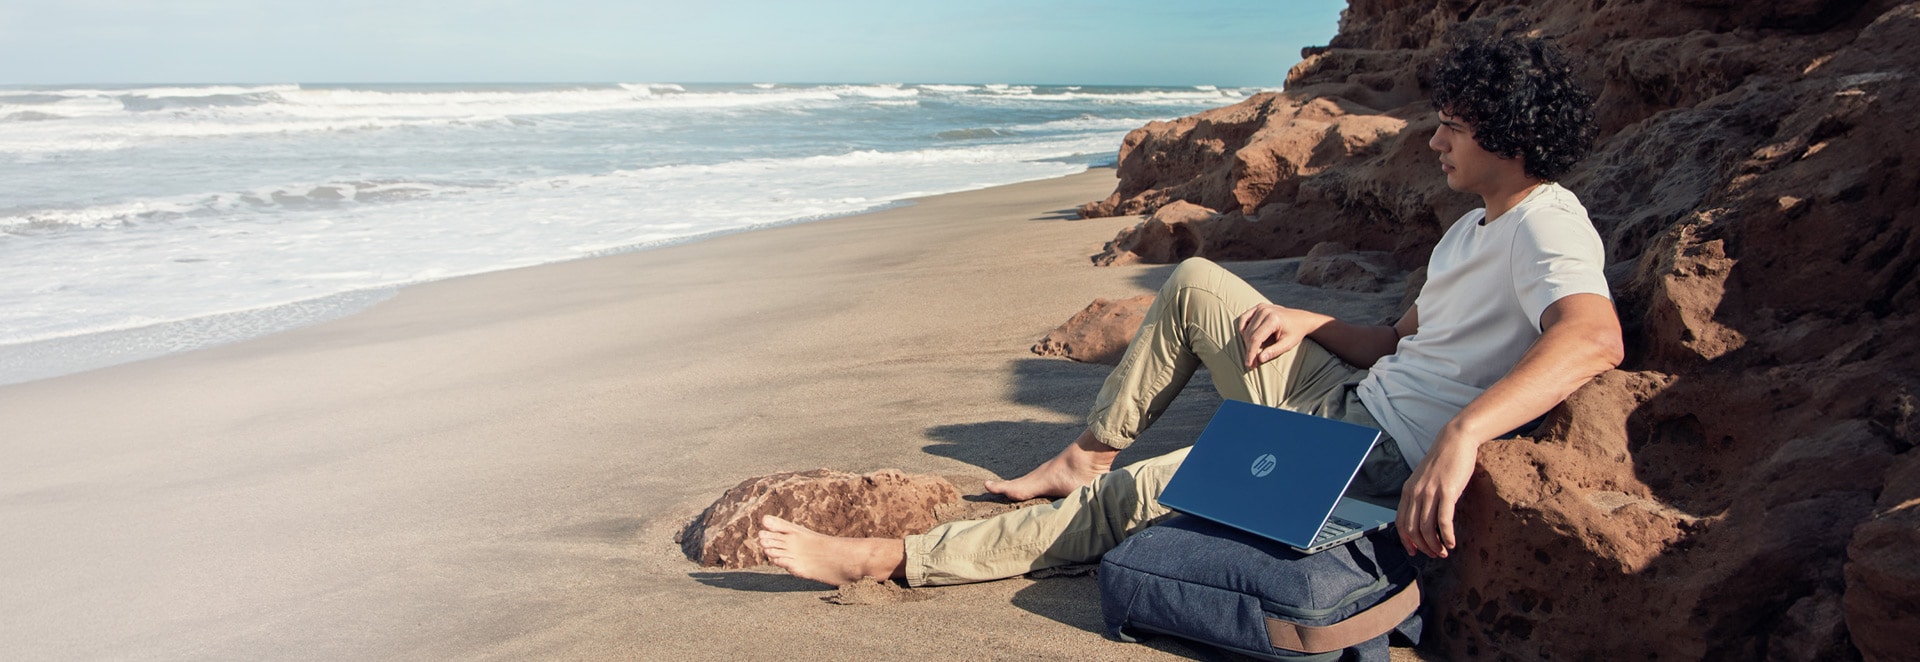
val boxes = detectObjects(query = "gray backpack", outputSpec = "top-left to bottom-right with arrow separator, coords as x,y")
1099,514 -> 1423,661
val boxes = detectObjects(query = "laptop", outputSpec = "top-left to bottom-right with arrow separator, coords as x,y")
1157,399 -> 1398,554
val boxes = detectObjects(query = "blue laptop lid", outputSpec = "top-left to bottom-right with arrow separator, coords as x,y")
1157,399 -> 1382,547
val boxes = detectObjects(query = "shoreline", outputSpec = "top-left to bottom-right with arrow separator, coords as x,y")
0,166 -> 1106,388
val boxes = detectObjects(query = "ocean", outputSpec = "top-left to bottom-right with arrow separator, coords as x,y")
0,82 -> 1256,385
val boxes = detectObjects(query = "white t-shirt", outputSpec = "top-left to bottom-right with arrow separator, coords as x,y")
1355,182 -> 1610,468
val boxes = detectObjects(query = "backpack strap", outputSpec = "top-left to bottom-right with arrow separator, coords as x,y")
1266,579 -> 1421,654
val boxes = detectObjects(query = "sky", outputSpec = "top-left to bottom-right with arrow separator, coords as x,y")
0,0 -> 1347,86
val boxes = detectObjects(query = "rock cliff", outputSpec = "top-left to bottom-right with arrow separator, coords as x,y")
1079,1 -> 1919,659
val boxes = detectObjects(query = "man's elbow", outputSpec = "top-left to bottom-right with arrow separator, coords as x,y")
1597,333 -> 1625,372
1584,325 -> 1625,375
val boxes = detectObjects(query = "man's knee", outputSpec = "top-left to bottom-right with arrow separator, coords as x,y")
1158,257 -> 1257,326
1163,257 -> 1226,294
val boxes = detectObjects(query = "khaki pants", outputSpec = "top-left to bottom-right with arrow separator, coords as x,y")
903,258 -> 1412,587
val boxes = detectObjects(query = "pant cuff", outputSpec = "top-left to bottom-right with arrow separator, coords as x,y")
1083,418 -> 1134,451
902,532 -> 933,588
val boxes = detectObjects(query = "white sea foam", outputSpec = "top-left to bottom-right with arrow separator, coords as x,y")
0,81 -> 1243,382
0,114 -> 515,154
0,82 -> 1201,158
1009,115 -> 1165,133
3,198 -> 209,232
2,179 -> 486,233
827,84 -> 918,98
0,138 -> 1103,345
0,95 -> 125,120
643,83 -> 688,92
971,88 -> 1248,104
0,83 -> 1246,155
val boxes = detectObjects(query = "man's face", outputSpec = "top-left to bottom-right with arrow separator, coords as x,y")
1428,110 -> 1513,195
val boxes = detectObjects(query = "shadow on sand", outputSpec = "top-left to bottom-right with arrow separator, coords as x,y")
1030,207 -> 1085,222
687,571 -> 829,593
902,271 -> 1289,660
919,358 -> 1220,480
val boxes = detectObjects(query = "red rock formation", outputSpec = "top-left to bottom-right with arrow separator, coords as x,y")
1080,95 -> 1443,266
1090,201 -> 1212,266
1078,0 -> 1919,658
1031,295 -> 1154,365
678,469 -> 959,569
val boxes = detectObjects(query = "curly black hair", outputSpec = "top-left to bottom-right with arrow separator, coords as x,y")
1430,35 -> 1597,182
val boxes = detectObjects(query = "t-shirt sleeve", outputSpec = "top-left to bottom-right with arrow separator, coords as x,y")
1510,205 -> 1611,331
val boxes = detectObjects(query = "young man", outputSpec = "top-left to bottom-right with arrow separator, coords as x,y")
760,35 -> 1625,586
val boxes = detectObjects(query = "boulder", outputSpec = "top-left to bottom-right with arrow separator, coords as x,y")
1090,201 -> 1214,266
678,469 -> 960,569
1295,241 -> 1396,292
1031,295 -> 1154,365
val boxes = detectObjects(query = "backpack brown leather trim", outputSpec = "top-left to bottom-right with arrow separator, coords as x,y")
1266,579 -> 1421,654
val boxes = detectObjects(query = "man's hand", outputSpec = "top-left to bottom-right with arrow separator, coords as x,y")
1234,303 -> 1329,370
1395,437 -> 1481,558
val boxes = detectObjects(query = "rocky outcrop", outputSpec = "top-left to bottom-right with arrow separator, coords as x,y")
678,469 -> 960,569
1090,201 -> 1213,266
1080,96 -> 1440,267
1079,1 -> 1920,658
1031,295 -> 1154,365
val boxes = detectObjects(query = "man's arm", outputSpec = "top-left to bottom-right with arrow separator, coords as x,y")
1395,293 -> 1624,558
1235,304 -> 1419,370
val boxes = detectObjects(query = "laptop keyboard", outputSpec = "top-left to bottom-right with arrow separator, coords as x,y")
1310,516 -> 1364,546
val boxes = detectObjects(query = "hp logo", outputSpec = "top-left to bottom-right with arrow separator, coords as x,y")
1250,453 -> 1278,478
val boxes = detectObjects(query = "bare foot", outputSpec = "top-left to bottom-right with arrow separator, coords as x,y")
758,515 -> 906,586
983,429 -> 1119,501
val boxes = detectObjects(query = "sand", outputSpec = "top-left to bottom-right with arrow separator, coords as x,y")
0,169 -> 1412,660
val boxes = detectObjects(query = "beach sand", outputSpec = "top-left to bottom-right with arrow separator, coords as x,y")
0,169 -> 1413,660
